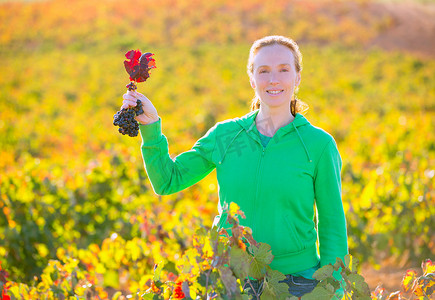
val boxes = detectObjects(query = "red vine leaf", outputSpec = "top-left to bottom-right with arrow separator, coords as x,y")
124,49 -> 156,82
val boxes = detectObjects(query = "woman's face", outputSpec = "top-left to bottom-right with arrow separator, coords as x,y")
250,44 -> 301,110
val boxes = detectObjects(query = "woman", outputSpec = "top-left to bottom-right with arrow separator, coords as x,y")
121,35 -> 348,297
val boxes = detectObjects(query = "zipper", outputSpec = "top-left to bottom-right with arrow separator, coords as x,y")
252,145 -> 266,237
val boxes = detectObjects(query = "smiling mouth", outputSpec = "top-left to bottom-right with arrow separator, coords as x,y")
267,90 -> 284,95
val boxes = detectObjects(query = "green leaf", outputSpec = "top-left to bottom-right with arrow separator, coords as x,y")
210,227 -> 219,242
248,243 -> 274,280
322,277 -> 340,290
253,243 -> 274,265
333,257 -> 344,271
344,254 -> 358,273
325,283 -> 335,294
260,285 -> 276,300
249,260 -> 267,280
313,264 -> 334,281
301,286 -> 335,300
139,292 -> 156,300
333,259 -> 342,271
260,270 -> 289,300
347,274 -> 371,296
230,247 -> 251,279
153,263 -> 164,282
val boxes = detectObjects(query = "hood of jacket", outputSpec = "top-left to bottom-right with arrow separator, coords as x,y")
218,109 -> 313,164
235,109 -> 310,134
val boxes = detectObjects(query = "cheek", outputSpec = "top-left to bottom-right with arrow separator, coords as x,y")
254,77 -> 268,89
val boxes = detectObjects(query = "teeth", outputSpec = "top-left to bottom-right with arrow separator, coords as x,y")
268,90 -> 282,94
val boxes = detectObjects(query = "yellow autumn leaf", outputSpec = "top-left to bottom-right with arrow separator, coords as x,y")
229,202 -> 240,217
422,259 -> 435,275
202,236 -> 214,259
401,270 -> 417,292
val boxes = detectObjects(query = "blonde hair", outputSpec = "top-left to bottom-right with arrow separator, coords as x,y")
247,35 -> 308,115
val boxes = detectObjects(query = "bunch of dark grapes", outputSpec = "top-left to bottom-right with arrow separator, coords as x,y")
113,99 -> 144,137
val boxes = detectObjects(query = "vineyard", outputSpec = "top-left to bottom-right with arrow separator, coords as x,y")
0,0 -> 434,299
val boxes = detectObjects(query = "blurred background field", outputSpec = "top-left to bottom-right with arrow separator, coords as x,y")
0,0 -> 434,297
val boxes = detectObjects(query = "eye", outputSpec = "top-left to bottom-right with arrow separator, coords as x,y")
281,68 -> 290,72
259,69 -> 268,74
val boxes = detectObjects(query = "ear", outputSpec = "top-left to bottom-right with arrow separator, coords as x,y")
296,73 -> 301,87
250,77 -> 256,89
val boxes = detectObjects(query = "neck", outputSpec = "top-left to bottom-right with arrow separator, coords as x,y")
255,105 -> 295,137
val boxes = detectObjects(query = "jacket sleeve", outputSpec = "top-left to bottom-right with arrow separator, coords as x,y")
314,139 -> 349,271
139,117 -> 217,195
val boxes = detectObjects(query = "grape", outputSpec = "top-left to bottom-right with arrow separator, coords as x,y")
113,99 -> 144,137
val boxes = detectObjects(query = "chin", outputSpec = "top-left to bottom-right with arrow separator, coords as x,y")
261,99 -> 290,109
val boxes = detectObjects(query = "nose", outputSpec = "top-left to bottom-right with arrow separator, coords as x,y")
269,71 -> 279,85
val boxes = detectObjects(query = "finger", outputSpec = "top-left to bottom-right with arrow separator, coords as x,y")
120,102 -> 139,110
123,93 -> 137,101
122,99 -> 137,106
131,91 -> 148,100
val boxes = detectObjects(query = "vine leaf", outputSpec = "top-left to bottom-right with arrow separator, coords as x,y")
347,273 -> 371,297
344,254 -> 358,273
402,270 -> 417,292
219,266 -> 239,297
333,257 -> 344,271
313,264 -> 334,281
230,246 -> 251,279
422,259 -> 435,275
248,243 -> 274,280
414,273 -> 435,297
153,263 -> 163,282
301,286 -> 335,300
260,270 -> 288,300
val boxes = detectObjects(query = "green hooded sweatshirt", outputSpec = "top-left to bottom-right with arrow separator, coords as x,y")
139,109 -> 348,276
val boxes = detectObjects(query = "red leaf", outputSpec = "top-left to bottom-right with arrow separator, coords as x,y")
1,289 -> 11,300
133,50 -> 141,60
124,50 -> 155,82
125,49 -> 141,60
173,281 -> 185,299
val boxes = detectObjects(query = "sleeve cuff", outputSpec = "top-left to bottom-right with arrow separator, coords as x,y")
139,117 -> 162,145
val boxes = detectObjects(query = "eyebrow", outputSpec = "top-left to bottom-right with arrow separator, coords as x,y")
257,63 -> 291,69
